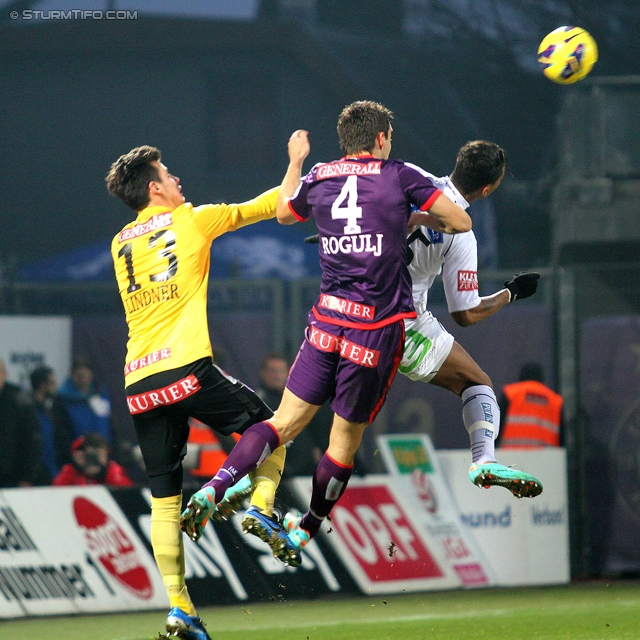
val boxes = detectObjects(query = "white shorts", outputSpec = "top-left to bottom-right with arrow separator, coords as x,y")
399,312 -> 455,383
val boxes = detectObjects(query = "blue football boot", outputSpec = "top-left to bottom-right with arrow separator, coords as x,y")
242,505 -> 302,567
164,607 -> 212,640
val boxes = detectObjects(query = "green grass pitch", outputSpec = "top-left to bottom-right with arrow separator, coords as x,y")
1,582 -> 638,640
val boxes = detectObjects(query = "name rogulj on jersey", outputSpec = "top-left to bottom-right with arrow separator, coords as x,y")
319,233 -> 383,256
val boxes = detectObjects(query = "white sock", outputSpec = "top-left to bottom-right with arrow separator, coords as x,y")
462,385 -> 499,464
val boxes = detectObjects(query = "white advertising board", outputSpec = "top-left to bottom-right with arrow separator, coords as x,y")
0,315 -> 71,389
0,491 -> 31,618
291,475 -> 461,595
437,448 -> 570,586
377,434 -> 496,588
0,487 -> 167,618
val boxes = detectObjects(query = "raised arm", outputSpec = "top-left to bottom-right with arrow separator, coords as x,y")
276,130 -> 310,225
408,211 -> 447,232
192,187 -> 280,239
425,193 -> 472,234
451,273 -> 541,326
451,290 -> 511,326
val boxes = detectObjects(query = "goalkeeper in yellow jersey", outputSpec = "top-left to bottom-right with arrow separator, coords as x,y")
107,146 -> 295,640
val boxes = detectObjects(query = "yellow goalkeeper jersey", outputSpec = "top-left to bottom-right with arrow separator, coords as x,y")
111,187 -> 279,386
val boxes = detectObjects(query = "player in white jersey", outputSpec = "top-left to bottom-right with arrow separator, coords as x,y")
401,141 -> 543,497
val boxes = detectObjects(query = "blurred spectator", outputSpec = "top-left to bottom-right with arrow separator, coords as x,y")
255,352 -> 289,410
52,432 -> 134,486
253,353 -> 363,477
58,357 -> 112,443
498,362 -> 564,449
0,358 -> 49,487
30,365 -> 75,480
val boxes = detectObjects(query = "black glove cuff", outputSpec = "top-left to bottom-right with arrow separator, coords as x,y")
505,281 -> 518,302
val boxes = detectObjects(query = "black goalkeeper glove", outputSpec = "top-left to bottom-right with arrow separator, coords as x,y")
504,272 -> 540,301
304,234 -> 320,244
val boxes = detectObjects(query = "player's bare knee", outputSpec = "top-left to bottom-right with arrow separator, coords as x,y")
479,371 -> 493,388
270,416 -> 308,444
460,370 -> 492,394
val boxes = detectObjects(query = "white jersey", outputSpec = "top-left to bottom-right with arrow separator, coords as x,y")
408,174 -> 482,314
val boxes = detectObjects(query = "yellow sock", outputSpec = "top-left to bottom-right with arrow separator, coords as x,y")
249,444 -> 286,516
151,494 -> 196,616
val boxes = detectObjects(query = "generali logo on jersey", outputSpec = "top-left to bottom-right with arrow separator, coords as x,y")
118,212 -> 172,242
457,270 -> 478,291
316,161 -> 382,180
73,497 -> 153,599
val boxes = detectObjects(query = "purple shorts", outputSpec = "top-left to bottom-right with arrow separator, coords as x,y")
286,317 -> 405,424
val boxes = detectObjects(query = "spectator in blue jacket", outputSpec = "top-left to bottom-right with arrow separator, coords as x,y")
30,365 -> 75,480
58,358 -> 112,444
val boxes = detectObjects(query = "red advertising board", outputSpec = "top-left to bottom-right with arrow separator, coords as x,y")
331,485 -> 443,582
293,478 -> 460,594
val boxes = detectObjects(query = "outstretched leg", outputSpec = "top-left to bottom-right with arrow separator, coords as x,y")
180,389 -> 319,541
284,414 -> 366,548
241,444 -> 304,566
430,340 -> 499,461
212,443 -> 287,520
431,341 -> 543,498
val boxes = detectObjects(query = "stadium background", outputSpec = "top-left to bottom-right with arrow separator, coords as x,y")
0,0 -> 639,595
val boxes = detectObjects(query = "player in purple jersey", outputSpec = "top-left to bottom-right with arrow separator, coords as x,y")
181,101 -> 471,560
287,142 -> 445,326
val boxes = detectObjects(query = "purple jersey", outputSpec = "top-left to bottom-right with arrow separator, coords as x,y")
288,156 -> 442,328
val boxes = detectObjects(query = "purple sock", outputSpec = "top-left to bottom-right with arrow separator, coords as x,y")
200,421 -> 280,501
300,453 -> 353,538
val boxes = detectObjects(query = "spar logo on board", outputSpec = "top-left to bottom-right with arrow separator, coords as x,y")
411,469 -> 438,514
387,439 -> 433,475
73,497 -> 153,599
329,485 -> 443,583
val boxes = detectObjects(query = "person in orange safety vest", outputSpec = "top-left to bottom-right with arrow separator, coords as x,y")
499,362 -> 563,449
184,418 -> 241,480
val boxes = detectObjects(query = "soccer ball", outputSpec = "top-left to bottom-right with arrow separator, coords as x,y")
537,26 -> 598,84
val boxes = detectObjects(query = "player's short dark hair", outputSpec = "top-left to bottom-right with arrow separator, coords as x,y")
450,141 -> 507,195
337,101 -> 394,156
106,145 -> 162,211
30,365 -> 53,391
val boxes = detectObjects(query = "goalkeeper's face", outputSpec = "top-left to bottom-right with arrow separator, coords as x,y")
151,161 -> 185,209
